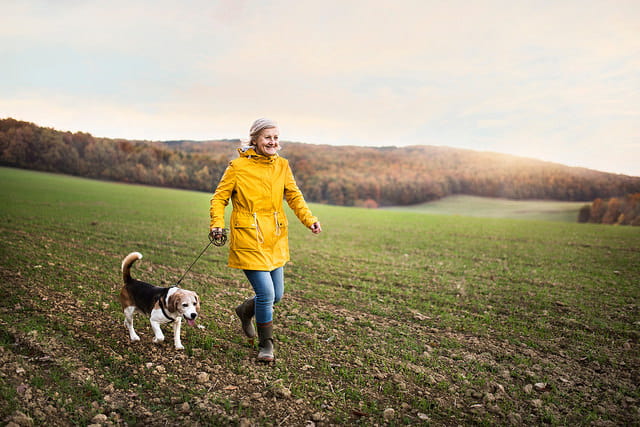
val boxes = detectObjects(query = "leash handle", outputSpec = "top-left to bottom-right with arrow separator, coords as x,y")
209,228 -> 229,247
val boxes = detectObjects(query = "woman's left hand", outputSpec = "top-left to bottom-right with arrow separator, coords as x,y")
310,222 -> 322,234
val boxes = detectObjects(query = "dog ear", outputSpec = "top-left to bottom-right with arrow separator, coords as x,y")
194,293 -> 200,311
167,292 -> 181,313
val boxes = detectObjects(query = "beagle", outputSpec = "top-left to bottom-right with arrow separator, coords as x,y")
119,252 -> 200,350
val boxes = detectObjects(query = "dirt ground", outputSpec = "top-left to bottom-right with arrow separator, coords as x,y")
1,265 -> 639,426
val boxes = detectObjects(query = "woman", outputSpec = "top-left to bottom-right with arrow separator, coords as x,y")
209,118 -> 322,362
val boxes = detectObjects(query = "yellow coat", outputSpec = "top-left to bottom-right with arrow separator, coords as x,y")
210,147 -> 318,270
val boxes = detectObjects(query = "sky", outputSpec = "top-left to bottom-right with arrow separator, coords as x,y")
1,0 -> 639,176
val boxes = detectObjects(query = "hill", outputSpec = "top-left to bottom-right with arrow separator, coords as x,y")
2,117 -> 640,207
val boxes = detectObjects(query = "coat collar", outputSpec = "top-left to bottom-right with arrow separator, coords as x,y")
237,146 -> 278,162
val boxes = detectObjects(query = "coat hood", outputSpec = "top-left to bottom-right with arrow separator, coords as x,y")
237,146 -> 279,161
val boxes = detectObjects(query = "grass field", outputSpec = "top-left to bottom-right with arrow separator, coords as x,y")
385,195 -> 587,222
1,166 -> 639,425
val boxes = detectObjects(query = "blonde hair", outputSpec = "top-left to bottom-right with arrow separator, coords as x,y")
249,118 -> 278,146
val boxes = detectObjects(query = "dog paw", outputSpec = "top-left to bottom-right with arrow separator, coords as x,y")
175,344 -> 185,350
153,337 -> 165,344
131,335 -> 141,342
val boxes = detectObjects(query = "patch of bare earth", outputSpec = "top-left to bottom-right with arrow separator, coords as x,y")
1,265 -> 639,425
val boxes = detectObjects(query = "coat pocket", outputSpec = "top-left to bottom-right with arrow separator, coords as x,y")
231,214 -> 259,250
275,211 -> 288,235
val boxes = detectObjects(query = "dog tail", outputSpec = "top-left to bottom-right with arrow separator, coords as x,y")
122,252 -> 143,283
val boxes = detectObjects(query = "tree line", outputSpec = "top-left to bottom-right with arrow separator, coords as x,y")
0,118 -> 230,192
578,194 -> 640,226
2,118 -> 640,223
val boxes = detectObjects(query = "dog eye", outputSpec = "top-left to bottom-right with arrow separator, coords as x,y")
182,303 -> 188,307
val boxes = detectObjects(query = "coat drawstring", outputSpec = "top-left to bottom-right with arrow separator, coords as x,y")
252,212 -> 280,242
253,213 -> 265,244
274,212 -> 281,236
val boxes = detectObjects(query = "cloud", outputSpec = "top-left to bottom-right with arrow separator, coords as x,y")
1,0 -> 639,175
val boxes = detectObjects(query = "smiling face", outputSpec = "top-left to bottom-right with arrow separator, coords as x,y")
253,127 -> 280,156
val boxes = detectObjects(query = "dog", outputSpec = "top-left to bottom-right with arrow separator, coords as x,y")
119,252 -> 200,350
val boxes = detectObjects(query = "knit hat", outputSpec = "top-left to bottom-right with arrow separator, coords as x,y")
249,118 -> 278,140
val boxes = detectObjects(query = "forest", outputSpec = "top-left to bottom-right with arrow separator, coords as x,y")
2,118 -> 640,224
578,194 -> 640,226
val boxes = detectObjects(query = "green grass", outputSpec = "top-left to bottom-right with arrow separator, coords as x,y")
385,194 -> 587,222
1,166 -> 639,425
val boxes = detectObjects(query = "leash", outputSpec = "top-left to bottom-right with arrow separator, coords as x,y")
174,229 -> 228,286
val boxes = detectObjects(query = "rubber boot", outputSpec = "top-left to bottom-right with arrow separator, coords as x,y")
256,322 -> 274,362
235,298 -> 256,343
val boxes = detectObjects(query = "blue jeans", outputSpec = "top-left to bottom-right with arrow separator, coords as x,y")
243,267 -> 284,324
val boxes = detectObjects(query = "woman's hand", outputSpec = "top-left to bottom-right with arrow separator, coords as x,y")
310,222 -> 322,234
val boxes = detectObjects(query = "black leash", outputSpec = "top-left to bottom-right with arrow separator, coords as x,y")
175,229 -> 228,286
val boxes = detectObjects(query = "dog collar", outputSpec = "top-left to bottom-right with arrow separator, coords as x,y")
158,288 -> 176,323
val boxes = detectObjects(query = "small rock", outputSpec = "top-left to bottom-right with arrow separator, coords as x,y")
196,372 -> 210,384
507,413 -> 522,424
417,412 -> 429,421
469,404 -> 486,415
531,399 -> 543,408
523,384 -> 533,394
383,407 -> 395,420
8,411 -> 33,427
534,382 -> 547,391
179,402 -> 190,413
311,412 -> 323,422
487,404 -> 502,414
484,392 -> 496,402
471,391 -> 484,399
274,387 -> 292,399
91,414 -> 108,424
